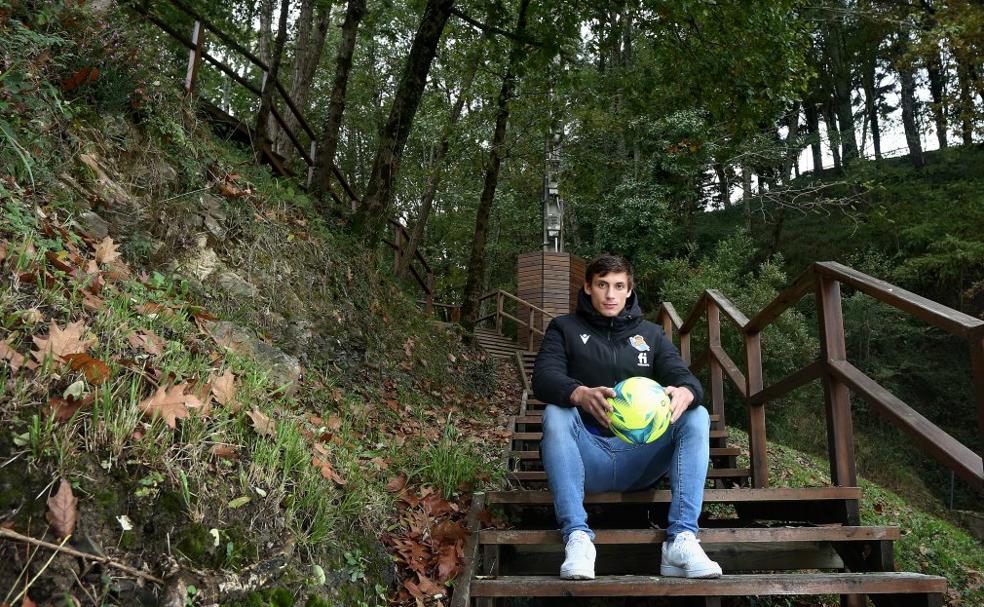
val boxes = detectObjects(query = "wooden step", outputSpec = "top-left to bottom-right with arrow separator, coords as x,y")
486,487 -> 861,506
468,572 -> 945,599
507,468 -> 751,482
510,413 -> 721,424
480,526 -> 901,545
508,446 -> 741,460
511,429 -> 730,441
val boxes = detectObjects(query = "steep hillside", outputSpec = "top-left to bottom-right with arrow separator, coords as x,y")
1,4 -> 514,605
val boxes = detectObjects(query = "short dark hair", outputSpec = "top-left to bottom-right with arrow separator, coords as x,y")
585,254 -> 634,290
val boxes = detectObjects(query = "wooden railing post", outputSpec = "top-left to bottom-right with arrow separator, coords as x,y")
307,140 -> 317,190
662,314 -> 674,344
393,223 -> 402,269
528,305 -> 535,352
815,274 -> 859,497
184,19 -> 205,93
425,272 -> 434,316
706,301 -> 727,447
745,330 -> 768,488
969,330 -> 984,467
495,292 -> 504,335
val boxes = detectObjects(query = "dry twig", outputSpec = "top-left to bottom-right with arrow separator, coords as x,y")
0,527 -> 164,585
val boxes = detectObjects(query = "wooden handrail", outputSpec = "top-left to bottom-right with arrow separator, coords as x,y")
665,262 -> 984,493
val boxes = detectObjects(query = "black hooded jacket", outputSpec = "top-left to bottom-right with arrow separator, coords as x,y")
531,289 -> 704,435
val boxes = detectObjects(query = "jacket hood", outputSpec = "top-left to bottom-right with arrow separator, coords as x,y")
575,288 -> 642,331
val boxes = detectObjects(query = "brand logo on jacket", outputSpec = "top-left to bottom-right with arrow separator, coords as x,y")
629,335 -> 650,352
580,334 -> 590,344
637,352 -> 648,366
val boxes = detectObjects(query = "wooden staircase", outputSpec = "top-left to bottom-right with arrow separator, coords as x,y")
475,327 -> 522,360
449,258 -> 984,606
452,377 -> 946,606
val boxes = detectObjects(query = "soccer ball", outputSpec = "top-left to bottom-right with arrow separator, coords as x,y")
607,376 -> 672,445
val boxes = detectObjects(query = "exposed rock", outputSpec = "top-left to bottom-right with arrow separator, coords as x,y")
78,211 -> 110,240
78,153 -> 132,207
179,237 -> 219,281
208,321 -> 302,390
198,192 -> 227,240
217,271 -> 258,299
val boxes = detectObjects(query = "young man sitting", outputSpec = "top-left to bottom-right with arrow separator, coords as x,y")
531,254 -> 722,580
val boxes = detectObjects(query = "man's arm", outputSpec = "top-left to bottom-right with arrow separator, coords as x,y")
531,319 -> 582,406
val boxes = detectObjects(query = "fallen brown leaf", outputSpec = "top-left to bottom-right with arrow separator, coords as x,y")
0,340 -> 26,373
247,408 -> 276,437
386,475 -> 407,493
32,320 -> 95,364
46,478 -> 78,538
21,595 -> 37,607
93,236 -> 120,264
210,370 -> 237,410
209,444 -> 239,459
48,395 -> 93,422
313,457 -> 346,485
138,383 -> 205,429
63,352 -> 112,385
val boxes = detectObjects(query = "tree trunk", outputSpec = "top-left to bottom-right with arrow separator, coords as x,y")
257,0 -> 275,65
396,28 -> 490,279
313,0 -> 367,200
255,0 -> 290,160
926,46 -> 948,149
460,0 -> 531,329
860,52 -> 882,159
351,0 -> 455,236
804,102 -> 824,172
826,14 -> 858,163
823,100 -> 842,170
956,55 -> 975,145
741,161 -> 752,231
714,162 -> 731,209
898,62 -> 925,169
782,101 -> 801,182
275,0 -> 333,158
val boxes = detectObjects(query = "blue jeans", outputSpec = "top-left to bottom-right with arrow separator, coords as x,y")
541,404 -> 711,542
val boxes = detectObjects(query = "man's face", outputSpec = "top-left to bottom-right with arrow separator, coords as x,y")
584,271 -> 632,318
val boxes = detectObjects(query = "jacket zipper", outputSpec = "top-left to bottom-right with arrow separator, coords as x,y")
608,319 -> 617,375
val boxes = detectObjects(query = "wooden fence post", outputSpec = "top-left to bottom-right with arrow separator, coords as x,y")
528,305 -> 535,352
495,292 -> 503,335
184,20 -> 205,93
745,330 -> 768,488
969,329 -> 984,470
426,272 -> 434,316
393,224 -> 401,269
307,140 -> 317,190
815,275 -> 859,493
706,301 -> 726,448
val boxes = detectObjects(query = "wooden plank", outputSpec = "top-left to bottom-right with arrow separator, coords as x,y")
815,261 -> 984,337
507,445 -> 738,459
746,266 -> 817,333
508,468 -> 751,482
450,492 -> 486,607
710,344 -> 746,399
485,487 -> 863,505
706,289 -> 750,328
470,573 -> 945,598
829,360 -> 983,488
816,275 -> 859,495
480,526 -> 901,545
744,330 -> 768,488
510,430 -> 729,441
749,359 -> 823,406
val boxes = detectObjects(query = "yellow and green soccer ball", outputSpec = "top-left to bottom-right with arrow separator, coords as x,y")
607,377 -> 672,444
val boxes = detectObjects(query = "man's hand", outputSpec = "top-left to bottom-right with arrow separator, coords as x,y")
664,386 -> 694,424
570,385 -> 616,427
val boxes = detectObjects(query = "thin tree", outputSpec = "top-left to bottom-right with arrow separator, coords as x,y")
312,0 -> 366,200
255,0 -> 291,163
351,0 -> 456,234
275,0 -> 333,158
460,0 -> 531,329
396,28 -> 491,279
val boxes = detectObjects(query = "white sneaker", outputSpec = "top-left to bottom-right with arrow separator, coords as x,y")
660,531 -> 722,578
560,530 -> 596,580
